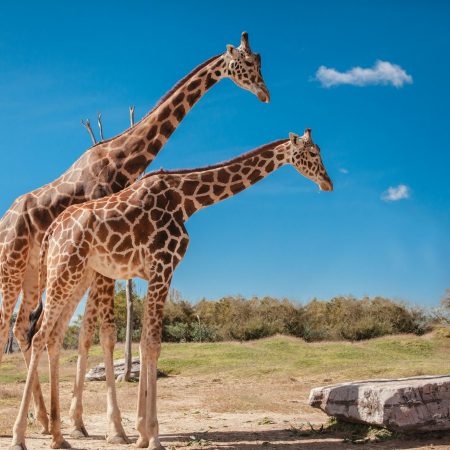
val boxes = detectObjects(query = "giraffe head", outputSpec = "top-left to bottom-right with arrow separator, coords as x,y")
224,32 -> 270,103
289,129 -> 333,191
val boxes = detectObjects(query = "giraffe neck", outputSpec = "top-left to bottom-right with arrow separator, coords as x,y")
169,139 -> 290,218
106,54 -> 226,180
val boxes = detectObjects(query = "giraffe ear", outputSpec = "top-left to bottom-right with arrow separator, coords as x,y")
289,132 -> 300,146
226,44 -> 239,59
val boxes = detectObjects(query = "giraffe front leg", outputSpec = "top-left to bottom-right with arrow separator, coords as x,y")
144,338 -> 163,450
135,343 -> 149,448
138,269 -> 174,450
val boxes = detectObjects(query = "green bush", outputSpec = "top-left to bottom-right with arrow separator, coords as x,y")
63,288 -> 433,347
301,296 -> 431,342
63,324 -> 81,349
190,321 -> 217,342
165,322 -> 190,342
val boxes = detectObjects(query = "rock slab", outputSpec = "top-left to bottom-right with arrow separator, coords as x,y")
86,357 -> 165,382
309,375 -> 450,432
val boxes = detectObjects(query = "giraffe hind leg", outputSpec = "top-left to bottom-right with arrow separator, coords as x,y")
11,282 -> 69,450
69,273 -> 129,444
69,284 -> 98,438
13,266 -> 50,434
0,276 -> 22,363
0,222 -> 31,365
47,274 -> 93,449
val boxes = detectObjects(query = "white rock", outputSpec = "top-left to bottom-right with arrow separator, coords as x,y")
86,357 -> 165,381
309,375 -> 450,432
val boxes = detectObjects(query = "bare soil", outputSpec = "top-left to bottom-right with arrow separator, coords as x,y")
1,375 -> 450,449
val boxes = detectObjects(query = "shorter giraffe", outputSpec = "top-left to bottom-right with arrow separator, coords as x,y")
11,129 -> 332,450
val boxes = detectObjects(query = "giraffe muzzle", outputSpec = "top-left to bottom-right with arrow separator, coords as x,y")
319,177 -> 333,192
255,84 -> 270,103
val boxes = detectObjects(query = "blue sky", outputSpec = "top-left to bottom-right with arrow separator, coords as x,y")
0,1 -> 449,310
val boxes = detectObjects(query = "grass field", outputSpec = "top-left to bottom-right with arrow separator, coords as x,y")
3,329 -> 449,386
1,330 -> 450,448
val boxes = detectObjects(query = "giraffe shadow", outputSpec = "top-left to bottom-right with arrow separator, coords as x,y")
158,429 -> 450,449
4,428 -> 449,450
0,434 -> 90,450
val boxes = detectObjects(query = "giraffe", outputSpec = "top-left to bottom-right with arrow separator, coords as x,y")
11,128 -> 333,450
0,31 -> 269,443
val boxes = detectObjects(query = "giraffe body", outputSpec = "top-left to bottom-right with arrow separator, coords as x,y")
11,129 -> 332,449
0,32 -> 269,442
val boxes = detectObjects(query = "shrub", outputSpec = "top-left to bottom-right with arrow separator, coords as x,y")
190,321 -> 217,342
63,324 -> 81,349
301,296 -> 431,342
165,322 -> 190,342
62,288 -> 433,347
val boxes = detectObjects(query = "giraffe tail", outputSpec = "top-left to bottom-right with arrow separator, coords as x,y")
26,223 -> 54,349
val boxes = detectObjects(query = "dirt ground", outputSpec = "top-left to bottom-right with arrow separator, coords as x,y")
1,375 -> 450,450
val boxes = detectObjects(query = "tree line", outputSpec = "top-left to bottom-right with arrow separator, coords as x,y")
61,283 -> 442,349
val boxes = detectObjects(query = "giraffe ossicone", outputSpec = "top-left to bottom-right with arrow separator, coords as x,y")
226,31 -> 270,103
0,31 -> 269,443
11,129 -> 332,450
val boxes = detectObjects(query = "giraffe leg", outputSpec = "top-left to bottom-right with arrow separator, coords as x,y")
10,338 -> 44,450
101,321 -> 130,444
69,274 -> 129,444
1,273 -> 31,450
10,287 -> 69,450
48,275 -> 93,449
0,272 -> 22,364
135,342 -> 148,448
69,284 -> 99,438
0,225 -> 31,365
47,325 -> 71,449
137,270 -> 173,450
13,266 -> 49,435
97,280 -> 130,445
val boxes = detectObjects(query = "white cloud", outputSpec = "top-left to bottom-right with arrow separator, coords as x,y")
339,168 -> 349,174
316,60 -> 413,88
381,184 -> 410,202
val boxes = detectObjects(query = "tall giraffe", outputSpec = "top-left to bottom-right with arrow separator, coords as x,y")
0,32 -> 269,443
11,129 -> 333,450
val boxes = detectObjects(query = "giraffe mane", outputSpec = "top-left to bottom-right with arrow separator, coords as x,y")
153,54 -> 221,109
140,139 -> 289,179
90,54 -> 222,148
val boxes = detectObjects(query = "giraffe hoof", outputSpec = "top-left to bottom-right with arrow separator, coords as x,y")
135,437 -> 149,448
70,425 -> 89,438
38,418 -> 50,435
107,433 -> 130,445
148,437 -> 164,450
39,426 -> 50,435
51,438 -> 72,449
